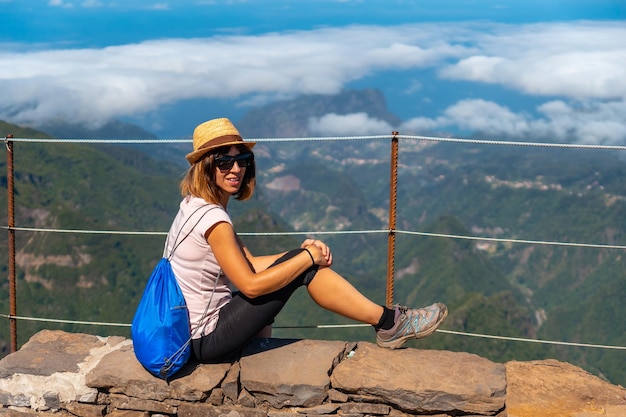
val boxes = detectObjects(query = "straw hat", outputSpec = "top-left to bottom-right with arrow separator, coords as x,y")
185,118 -> 256,164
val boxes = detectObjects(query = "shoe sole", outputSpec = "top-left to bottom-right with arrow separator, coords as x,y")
376,303 -> 448,349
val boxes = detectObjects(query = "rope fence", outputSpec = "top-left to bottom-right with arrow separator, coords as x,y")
3,132 -> 626,354
3,225 -> 626,250
1,313 -> 625,351
9,133 -> 626,150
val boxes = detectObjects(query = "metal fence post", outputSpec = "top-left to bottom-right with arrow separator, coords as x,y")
5,135 -> 17,352
386,131 -> 399,307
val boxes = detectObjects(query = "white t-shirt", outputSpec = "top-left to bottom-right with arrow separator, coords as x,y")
163,196 -> 233,338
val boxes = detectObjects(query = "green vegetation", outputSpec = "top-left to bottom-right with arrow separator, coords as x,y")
2,120 -> 626,387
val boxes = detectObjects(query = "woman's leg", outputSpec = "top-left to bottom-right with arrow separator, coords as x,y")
306,269 -> 449,350
306,267 -> 384,326
306,268 -> 448,350
192,249 -> 317,362
193,251 -> 446,361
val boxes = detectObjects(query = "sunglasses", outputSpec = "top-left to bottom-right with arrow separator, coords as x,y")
214,153 -> 254,171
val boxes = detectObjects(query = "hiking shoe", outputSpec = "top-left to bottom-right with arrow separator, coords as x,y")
376,303 -> 448,349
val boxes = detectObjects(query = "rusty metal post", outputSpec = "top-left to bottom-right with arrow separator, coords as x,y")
5,135 -> 17,352
386,131 -> 399,307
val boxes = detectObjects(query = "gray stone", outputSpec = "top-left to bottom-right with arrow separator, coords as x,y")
178,404 -> 267,417
42,391 -> 60,410
326,389 -> 348,402
506,359 -> 626,417
0,330 -> 103,377
0,330 -> 126,407
85,346 -> 171,402
0,407 -> 45,416
208,387 -> 225,405
106,410 -> 148,417
3,330 -> 626,417
237,387 -> 256,408
0,390 -> 31,407
268,412 -> 300,417
107,393 -> 177,414
339,403 -> 391,415
63,401 -> 107,417
223,361 -> 240,402
330,342 -> 506,415
294,403 -> 340,414
75,389 -> 99,403
239,338 -> 345,408
86,345 -> 229,402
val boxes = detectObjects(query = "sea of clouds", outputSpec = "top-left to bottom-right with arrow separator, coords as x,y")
1,21 -> 624,143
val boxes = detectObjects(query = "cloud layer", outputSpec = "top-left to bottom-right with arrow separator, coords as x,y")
1,20 -> 625,143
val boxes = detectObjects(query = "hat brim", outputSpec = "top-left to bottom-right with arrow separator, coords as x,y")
186,141 -> 256,165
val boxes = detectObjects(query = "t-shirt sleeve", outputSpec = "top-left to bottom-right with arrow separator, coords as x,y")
195,205 -> 232,241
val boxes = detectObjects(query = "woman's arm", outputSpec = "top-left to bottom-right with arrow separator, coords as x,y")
209,221 -> 324,298
236,235 -> 287,272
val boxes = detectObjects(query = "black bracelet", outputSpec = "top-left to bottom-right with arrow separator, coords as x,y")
304,248 -> 315,267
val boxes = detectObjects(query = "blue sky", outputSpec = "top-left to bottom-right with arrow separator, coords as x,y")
0,0 -> 625,142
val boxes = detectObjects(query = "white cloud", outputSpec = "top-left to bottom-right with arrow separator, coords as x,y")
0,25 -> 463,127
443,99 -> 532,135
400,116 -> 446,133
81,0 -> 104,6
48,0 -> 74,7
403,79 -> 422,95
145,2 -> 169,9
439,22 -> 626,100
0,20 -> 624,141
401,98 -> 626,145
308,113 -> 393,136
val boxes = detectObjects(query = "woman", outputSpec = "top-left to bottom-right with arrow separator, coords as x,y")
166,117 -> 448,363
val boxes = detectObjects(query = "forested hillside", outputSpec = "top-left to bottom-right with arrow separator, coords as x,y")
1,89 -> 626,386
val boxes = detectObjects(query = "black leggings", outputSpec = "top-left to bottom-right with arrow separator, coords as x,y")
192,249 -> 318,363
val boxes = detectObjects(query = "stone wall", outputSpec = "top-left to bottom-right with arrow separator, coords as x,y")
1,330 -> 625,417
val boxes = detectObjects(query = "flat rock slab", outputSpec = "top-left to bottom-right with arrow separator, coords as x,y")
330,342 -> 506,415
239,338 -> 350,408
506,359 -> 626,417
0,330 -> 113,377
86,343 -> 230,402
0,330 -> 128,409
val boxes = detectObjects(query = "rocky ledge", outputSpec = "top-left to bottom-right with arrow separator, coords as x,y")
0,330 -> 625,417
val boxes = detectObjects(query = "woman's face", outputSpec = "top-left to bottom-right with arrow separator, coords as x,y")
214,145 -> 250,198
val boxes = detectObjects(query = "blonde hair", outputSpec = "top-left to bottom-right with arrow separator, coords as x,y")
180,145 -> 256,203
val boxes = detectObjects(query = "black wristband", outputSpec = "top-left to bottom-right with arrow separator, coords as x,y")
304,248 -> 315,267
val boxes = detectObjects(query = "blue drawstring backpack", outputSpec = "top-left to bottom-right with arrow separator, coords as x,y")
131,258 -> 190,380
131,205 -> 218,381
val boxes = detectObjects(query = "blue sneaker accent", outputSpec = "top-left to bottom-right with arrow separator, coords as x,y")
376,303 -> 448,349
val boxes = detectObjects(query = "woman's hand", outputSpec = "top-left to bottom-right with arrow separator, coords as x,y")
301,239 -> 333,267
